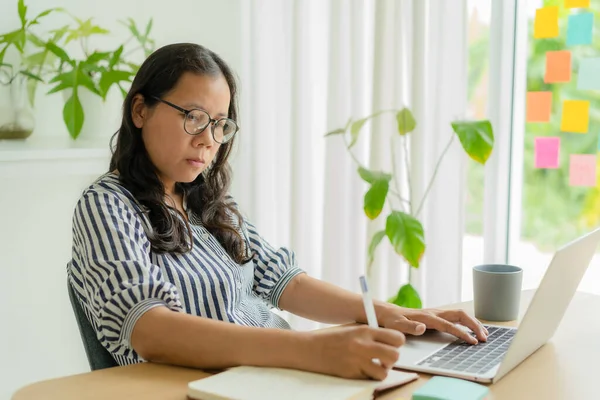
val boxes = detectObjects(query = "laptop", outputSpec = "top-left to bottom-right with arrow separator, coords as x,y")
394,227 -> 600,384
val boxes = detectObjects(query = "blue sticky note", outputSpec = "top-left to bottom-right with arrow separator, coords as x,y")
412,376 -> 489,400
577,58 -> 600,90
567,13 -> 594,46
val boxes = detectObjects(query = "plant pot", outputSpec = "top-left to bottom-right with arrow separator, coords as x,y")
0,76 -> 35,140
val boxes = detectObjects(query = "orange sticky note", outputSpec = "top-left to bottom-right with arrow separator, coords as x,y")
570,154 -> 596,187
565,0 -> 590,8
545,51 -> 571,83
561,100 -> 590,133
535,137 -> 560,169
527,92 -> 553,122
534,7 -> 559,38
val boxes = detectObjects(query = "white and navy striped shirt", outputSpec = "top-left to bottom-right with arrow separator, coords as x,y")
67,172 -> 304,366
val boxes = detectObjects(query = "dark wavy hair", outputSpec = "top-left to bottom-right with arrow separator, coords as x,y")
109,43 -> 249,264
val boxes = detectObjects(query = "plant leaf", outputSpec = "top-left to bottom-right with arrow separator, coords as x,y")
29,7 -> 63,26
19,70 -> 43,82
364,180 -> 389,220
18,0 -> 27,27
63,88 -> 84,139
390,284 -> 422,309
396,108 -> 417,135
2,29 -> 27,53
358,166 -> 392,184
23,50 -> 46,66
349,118 -> 368,148
145,18 -> 154,38
0,45 -> 8,64
26,78 -> 36,107
27,33 -> 45,48
46,42 -> 72,65
451,120 -> 494,164
47,69 -> 76,94
77,66 -> 101,96
325,128 -> 345,137
85,51 -> 111,65
118,83 -> 128,98
109,45 -> 124,69
65,18 -> 109,43
50,25 -> 70,42
367,230 -> 386,269
98,69 -> 134,100
385,211 -> 425,268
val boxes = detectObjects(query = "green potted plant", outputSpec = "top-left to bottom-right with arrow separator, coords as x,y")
0,0 -> 155,140
44,15 -> 155,139
326,109 -> 495,308
0,1 -> 62,139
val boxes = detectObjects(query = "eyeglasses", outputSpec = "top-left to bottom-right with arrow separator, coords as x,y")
151,96 -> 239,144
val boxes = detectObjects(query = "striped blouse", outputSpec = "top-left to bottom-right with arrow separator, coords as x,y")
67,172 -> 304,366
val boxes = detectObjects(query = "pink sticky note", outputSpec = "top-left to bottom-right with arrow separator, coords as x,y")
570,154 -> 597,187
535,137 -> 560,168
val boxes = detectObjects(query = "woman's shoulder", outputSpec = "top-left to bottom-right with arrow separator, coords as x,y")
77,172 -> 144,213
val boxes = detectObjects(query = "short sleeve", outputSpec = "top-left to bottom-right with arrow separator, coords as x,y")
244,220 -> 305,309
70,188 -> 183,357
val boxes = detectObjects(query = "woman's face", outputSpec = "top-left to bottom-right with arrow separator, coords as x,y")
131,72 -> 231,192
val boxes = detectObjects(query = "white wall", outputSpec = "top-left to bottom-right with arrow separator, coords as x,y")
0,1 -> 243,398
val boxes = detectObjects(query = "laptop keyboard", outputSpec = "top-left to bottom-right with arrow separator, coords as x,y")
416,325 -> 516,375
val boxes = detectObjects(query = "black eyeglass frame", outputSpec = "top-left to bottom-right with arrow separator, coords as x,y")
151,96 -> 239,143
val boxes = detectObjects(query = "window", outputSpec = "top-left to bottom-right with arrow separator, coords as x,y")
510,0 -> 600,293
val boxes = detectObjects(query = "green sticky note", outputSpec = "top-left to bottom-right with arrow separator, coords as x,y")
567,13 -> 594,46
577,58 -> 600,91
412,376 -> 489,400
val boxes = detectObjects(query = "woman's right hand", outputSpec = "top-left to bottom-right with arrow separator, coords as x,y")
301,325 -> 405,380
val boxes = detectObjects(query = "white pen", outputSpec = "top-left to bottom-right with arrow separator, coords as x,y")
359,275 -> 379,329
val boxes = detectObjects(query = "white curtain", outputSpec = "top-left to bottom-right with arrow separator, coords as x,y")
231,0 -> 468,330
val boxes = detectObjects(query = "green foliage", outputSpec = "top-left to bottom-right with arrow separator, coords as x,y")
386,211 -> 425,268
396,108 -> 417,135
0,0 -> 156,139
451,120 -> 494,164
389,283 -> 422,309
327,109 -> 495,308
0,0 -> 60,84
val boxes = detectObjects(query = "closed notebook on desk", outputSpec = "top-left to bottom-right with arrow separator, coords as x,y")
187,366 -> 418,400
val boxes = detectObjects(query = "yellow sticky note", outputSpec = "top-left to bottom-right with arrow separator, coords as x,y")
561,100 -> 590,133
565,0 -> 590,8
534,7 -> 559,38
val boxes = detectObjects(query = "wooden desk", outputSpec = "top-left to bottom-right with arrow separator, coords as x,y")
12,290 -> 599,400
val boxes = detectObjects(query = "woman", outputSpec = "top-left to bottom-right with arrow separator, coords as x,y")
67,43 -> 487,381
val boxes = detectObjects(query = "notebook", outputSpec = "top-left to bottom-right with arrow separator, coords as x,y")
187,366 -> 418,400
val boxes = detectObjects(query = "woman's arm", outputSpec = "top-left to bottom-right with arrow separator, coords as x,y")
278,273 -> 381,325
278,274 -> 488,344
132,306 -> 309,369
132,305 -> 406,380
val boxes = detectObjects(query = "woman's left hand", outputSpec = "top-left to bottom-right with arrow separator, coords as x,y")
378,305 -> 489,344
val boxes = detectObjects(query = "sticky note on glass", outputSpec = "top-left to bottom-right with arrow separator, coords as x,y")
535,137 -> 560,168
565,0 -> 590,8
561,100 -> 590,133
545,51 -> 572,83
570,154 -> 596,187
534,7 -> 559,38
577,58 -> 600,90
527,92 -> 553,122
567,13 -> 594,46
